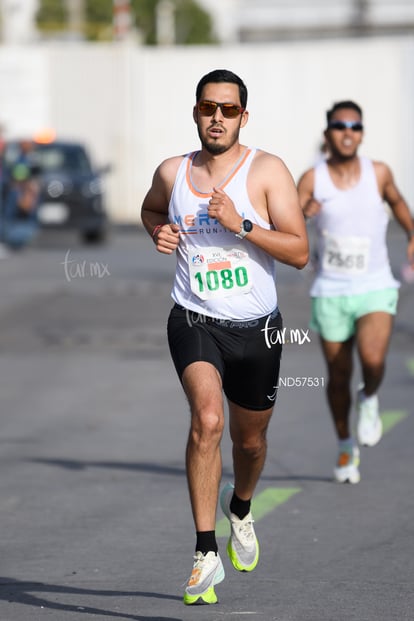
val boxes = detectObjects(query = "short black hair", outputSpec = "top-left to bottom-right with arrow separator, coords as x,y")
326,100 -> 363,125
196,69 -> 248,108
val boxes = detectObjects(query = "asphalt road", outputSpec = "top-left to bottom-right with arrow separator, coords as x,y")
0,224 -> 413,621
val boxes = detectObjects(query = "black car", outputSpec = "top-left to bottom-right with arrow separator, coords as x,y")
3,139 -> 110,243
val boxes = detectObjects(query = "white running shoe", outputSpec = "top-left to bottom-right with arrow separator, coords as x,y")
357,387 -> 383,447
183,551 -> 224,605
220,482 -> 259,572
334,446 -> 361,484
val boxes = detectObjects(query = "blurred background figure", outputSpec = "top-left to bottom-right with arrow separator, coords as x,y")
0,125 -> 8,257
0,139 -> 40,250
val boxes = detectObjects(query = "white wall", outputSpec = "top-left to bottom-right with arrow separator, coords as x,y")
0,35 -> 413,222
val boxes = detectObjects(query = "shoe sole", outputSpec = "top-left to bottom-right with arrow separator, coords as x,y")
183,585 -> 218,605
227,537 -> 259,572
334,462 -> 361,483
357,419 -> 383,447
183,560 -> 225,605
334,470 -> 361,484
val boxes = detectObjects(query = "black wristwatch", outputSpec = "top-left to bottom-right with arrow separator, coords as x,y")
235,219 -> 253,239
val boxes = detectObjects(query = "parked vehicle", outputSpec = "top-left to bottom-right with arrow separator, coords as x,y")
3,139 -> 110,244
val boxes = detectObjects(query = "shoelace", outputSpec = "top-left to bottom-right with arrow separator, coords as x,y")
234,517 -> 255,543
360,396 -> 378,418
183,552 -> 215,586
193,552 -> 213,570
361,403 -> 379,422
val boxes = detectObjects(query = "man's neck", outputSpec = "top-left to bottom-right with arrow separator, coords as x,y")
328,153 -> 359,168
327,155 -> 361,190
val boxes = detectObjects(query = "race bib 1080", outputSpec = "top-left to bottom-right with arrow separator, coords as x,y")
188,246 -> 252,300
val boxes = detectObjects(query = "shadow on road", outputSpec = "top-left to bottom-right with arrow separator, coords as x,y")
27,457 -> 332,483
0,577 -> 182,620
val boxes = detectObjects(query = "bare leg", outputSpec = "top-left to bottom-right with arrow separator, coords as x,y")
228,401 -> 274,500
356,312 -> 394,396
182,361 -> 224,532
320,336 -> 354,440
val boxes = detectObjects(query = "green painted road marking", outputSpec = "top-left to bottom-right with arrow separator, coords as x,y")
406,357 -> 414,376
215,408 -> 409,538
381,410 -> 408,434
216,487 -> 301,538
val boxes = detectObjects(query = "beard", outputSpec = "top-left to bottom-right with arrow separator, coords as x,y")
197,123 -> 241,155
201,141 -> 228,155
335,152 -> 357,162
330,144 -> 358,161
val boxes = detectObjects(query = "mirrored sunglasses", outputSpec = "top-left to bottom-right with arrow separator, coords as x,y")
197,100 -> 245,119
328,120 -> 364,132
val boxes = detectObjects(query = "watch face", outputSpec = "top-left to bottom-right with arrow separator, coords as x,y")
243,219 -> 253,232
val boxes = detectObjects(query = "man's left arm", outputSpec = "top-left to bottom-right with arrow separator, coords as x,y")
245,152 -> 309,269
208,153 -> 309,269
376,161 -> 414,267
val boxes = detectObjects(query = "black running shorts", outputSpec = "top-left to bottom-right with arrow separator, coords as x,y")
167,304 -> 283,411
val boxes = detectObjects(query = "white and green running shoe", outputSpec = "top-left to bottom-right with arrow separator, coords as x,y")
183,551 -> 224,605
357,386 -> 383,447
220,482 -> 259,572
334,446 -> 361,484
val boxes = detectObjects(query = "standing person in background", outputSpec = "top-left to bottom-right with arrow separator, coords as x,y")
0,126 -> 8,257
297,100 -> 414,484
141,69 -> 308,604
2,140 -> 39,250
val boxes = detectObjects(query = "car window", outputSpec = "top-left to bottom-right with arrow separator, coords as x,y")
32,145 -> 92,175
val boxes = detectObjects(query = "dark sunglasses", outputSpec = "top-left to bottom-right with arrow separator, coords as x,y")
328,120 -> 364,132
197,100 -> 245,119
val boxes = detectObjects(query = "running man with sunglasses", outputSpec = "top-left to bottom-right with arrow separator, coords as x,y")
141,69 -> 308,604
297,100 -> 414,484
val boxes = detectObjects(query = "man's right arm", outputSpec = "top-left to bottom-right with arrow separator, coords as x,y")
140,157 -> 181,254
297,168 -> 321,218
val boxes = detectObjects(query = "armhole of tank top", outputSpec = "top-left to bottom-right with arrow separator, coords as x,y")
314,160 -> 326,198
363,157 -> 383,202
172,154 -> 192,195
168,154 -> 191,211
244,148 -> 272,230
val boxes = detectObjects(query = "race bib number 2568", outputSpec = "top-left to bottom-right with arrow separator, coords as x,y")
322,233 -> 370,275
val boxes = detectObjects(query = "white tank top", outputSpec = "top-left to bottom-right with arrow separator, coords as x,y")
310,156 -> 399,296
168,147 -> 278,320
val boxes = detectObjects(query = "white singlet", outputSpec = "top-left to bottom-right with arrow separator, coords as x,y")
168,148 -> 278,320
310,156 -> 400,296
